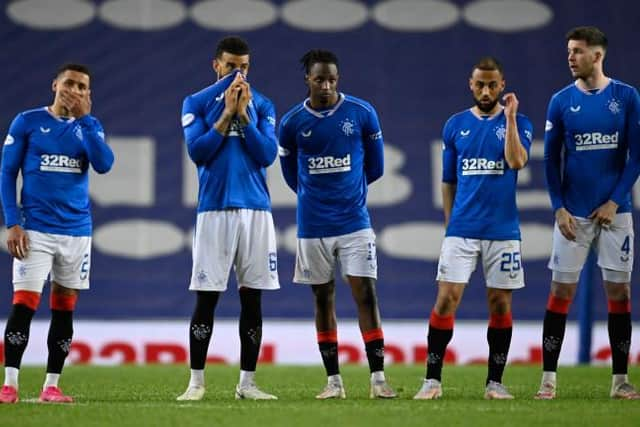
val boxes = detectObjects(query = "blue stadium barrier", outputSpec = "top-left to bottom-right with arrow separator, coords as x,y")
578,250 -> 597,363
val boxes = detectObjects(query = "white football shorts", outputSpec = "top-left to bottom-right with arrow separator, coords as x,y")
13,230 -> 92,292
548,212 -> 633,274
436,237 -> 525,289
293,228 -> 377,285
190,209 -> 280,291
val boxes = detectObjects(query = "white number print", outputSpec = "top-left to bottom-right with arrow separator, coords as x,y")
80,253 -> 90,281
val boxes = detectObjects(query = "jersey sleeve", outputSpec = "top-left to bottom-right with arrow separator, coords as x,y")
241,96 -> 278,167
441,117 -> 457,183
1,113 -> 29,227
609,87 -> 640,205
516,114 -> 534,156
182,95 -> 225,165
278,115 -> 298,193
77,115 -> 114,174
543,95 -> 565,212
362,105 -> 384,184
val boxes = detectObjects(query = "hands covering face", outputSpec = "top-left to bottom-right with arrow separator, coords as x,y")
223,72 -> 252,124
60,89 -> 91,118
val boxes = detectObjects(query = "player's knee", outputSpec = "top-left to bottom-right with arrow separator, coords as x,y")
239,288 -> 262,319
314,295 -> 335,313
195,290 -> 220,313
51,281 -> 79,296
239,287 -> 261,303
603,280 -> 631,301
435,291 -> 461,314
359,291 -> 377,310
312,283 -> 335,305
550,276 -> 578,300
487,290 -> 511,313
353,283 -> 378,309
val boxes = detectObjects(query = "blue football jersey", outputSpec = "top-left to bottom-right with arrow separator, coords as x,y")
544,79 -> 640,217
279,93 -> 384,238
443,109 -> 533,240
1,108 -> 114,236
181,70 -> 278,212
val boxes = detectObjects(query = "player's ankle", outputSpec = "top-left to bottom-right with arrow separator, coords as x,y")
612,374 -> 629,388
239,370 -> 256,388
4,367 -> 20,388
371,371 -> 385,383
541,371 -> 556,385
328,374 -> 343,386
189,368 -> 205,387
43,373 -> 60,390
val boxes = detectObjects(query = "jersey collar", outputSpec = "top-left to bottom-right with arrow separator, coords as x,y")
574,77 -> 611,95
303,93 -> 345,118
469,106 -> 504,121
44,106 -> 76,123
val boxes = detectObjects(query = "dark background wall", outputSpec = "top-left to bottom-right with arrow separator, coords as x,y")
1,0 -> 638,320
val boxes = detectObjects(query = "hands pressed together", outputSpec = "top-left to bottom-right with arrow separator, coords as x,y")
223,72 -> 252,125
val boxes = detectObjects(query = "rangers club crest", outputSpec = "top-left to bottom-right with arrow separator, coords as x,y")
339,118 -> 355,136
607,98 -> 621,115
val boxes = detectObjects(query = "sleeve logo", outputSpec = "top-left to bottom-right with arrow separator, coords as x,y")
278,145 -> 290,156
545,120 -> 553,131
182,113 -> 195,127
369,130 -> 382,140
3,134 -> 14,146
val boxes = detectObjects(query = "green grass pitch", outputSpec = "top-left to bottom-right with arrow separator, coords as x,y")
3,365 -> 640,426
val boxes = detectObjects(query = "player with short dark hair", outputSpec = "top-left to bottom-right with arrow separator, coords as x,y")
176,35 -> 280,401
536,26 -> 640,400
0,63 -> 114,404
300,50 -> 339,74
279,49 -> 396,400
473,56 -> 504,76
215,36 -> 250,60
414,56 -> 533,400
55,63 -> 91,78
